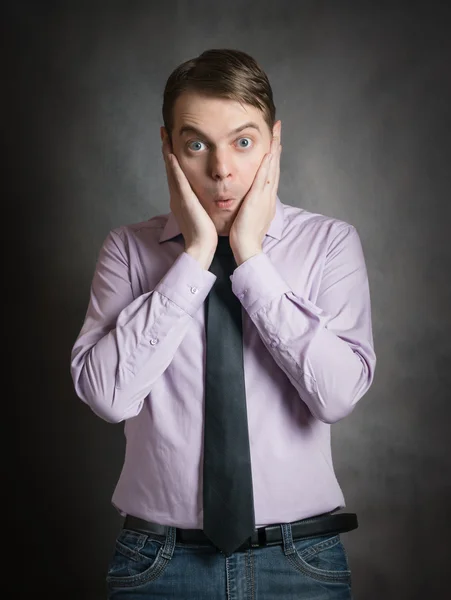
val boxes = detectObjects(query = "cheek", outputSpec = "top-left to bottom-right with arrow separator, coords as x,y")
177,151 -> 264,187
177,156 -> 202,183
177,154 -> 193,170
242,155 -> 264,184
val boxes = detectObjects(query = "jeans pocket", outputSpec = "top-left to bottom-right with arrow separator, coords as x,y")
106,528 -> 173,588
284,533 -> 352,583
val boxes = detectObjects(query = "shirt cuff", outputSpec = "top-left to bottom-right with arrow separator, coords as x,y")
155,251 -> 216,317
231,252 -> 291,314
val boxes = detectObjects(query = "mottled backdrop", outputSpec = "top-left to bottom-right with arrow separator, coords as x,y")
5,1 -> 450,598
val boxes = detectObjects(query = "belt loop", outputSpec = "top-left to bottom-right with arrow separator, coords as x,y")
160,526 -> 176,560
281,523 -> 296,556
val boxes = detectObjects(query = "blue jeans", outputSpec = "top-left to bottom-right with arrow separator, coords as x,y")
106,522 -> 353,599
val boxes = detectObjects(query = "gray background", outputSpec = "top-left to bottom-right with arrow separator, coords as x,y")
6,1 -> 451,598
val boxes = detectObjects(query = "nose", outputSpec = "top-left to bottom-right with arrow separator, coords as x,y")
209,149 -> 233,181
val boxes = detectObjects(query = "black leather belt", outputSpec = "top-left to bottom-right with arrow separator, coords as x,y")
123,511 -> 358,551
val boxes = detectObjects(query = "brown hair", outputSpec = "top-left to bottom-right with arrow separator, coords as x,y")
162,48 -> 276,141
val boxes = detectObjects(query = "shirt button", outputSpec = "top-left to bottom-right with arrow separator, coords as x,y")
190,286 -> 199,294
150,338 -> 158,346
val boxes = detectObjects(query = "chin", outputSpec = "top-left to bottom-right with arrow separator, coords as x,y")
211,214 -> 233,233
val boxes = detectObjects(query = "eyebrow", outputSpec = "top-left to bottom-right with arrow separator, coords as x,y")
178,121 -> 261,141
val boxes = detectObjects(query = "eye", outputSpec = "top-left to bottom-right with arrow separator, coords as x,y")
187,140 -> 207,152
237,137 -> 252,149
187,137 -> 253,152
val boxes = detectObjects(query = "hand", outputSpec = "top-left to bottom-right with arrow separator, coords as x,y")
162,134 -> 218,269
229,135 -> 282,265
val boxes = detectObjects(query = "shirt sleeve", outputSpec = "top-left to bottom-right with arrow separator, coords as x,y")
70,229 -> 216,423
231,224 -> 376,424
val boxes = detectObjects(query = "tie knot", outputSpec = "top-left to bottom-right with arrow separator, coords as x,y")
215,236 -> 234,256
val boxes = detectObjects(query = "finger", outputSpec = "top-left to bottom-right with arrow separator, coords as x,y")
162,143 -> 176,188
162,136 -> 177,164
162,145 -> 185,202
267,135 -> 281,184
161,138 -> 185,189
167,153 -> 194,198
262,136 -> 280,188
270,136 -> 280,166
254,152 -> 272,191
271,143 -> 282,196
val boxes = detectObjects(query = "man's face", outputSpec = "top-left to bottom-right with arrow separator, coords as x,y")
161,92 -> 281,234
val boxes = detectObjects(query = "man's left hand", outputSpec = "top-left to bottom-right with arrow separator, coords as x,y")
230,135 -> 282,266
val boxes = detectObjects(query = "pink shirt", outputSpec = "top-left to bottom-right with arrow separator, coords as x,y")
70,196 -> 376,528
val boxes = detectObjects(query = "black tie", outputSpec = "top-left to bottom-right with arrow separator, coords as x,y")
203,235 -> 255,556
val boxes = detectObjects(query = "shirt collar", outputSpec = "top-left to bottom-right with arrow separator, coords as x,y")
159,195 -> 285,243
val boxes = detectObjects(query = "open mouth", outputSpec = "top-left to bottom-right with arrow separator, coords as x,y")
214,198 -> 235,208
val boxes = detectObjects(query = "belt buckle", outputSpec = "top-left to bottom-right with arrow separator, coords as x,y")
237,527 -> 268,551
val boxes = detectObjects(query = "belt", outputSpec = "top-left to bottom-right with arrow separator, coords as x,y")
123,511 -> 358,551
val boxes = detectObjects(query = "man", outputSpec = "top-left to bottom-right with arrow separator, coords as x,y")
70,48 -> 376,599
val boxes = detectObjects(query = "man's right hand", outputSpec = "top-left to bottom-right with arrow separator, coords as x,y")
162,134 -> 218,270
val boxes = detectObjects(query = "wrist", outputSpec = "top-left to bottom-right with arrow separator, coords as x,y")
233,246 -> 262,266
186,245 -> 215,270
